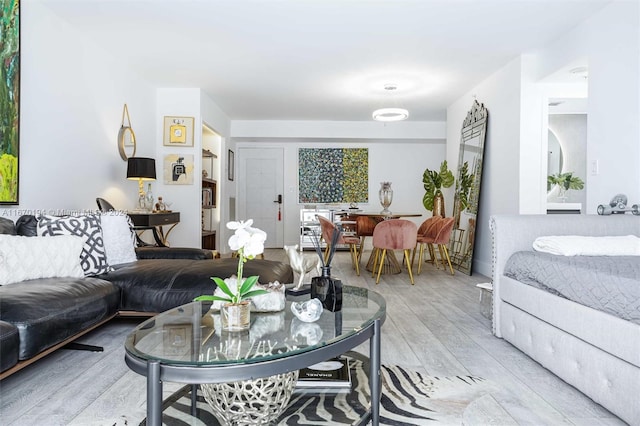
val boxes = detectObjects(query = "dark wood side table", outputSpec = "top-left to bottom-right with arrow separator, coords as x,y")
128,211 -> 180,247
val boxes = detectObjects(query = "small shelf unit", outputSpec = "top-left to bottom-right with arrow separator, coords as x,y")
299,208 -> 357,251
201,145 -> 219,250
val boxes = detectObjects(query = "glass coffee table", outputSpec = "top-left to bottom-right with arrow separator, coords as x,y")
125,285 -> 386,426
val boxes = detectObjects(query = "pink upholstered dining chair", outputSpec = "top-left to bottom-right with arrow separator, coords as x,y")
371,219 -> 418,284
355,215 -> 377,262
317,215 -> 362,275
426,217 -> 455,275
412,216 -> 443,274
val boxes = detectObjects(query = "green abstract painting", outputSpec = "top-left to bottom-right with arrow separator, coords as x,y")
298,148 -> 368,203
0,0 -> 19,204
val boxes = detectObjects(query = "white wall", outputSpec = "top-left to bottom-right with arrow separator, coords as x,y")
154,89 -> 202,248
535,2 -> 640,211
154,89 -> 231,248
582,3 -> 640,210
232,120 -> 445,141
447,58 -> 524,277
446,1 -> 640,277
231,120 -> 447,249
10,2 -> 233,250
8,1 -> 156,219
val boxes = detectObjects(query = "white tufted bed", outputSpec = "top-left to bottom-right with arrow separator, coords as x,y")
490,214 -> 640,425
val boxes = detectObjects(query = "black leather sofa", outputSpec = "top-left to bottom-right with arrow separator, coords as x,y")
0,216 -> 293,378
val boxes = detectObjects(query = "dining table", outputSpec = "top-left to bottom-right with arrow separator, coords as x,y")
340,211 -> 423,275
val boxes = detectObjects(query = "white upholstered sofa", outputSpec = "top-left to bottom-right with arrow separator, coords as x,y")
490,214 -> 640,425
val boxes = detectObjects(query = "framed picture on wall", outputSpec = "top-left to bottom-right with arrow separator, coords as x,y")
163,116 -> 195,147
0,0 -> 20,204
228,150 -> 235,181
163,154 -> 194,185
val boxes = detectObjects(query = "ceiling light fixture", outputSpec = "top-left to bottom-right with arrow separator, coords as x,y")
373,84 -> 409,122
372,108 -> 409,122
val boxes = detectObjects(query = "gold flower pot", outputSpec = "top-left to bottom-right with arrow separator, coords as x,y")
433,192 -> 445,217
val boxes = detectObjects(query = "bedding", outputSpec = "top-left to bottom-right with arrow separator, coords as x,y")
504,251 -> 640,324
533,235 -> 640,256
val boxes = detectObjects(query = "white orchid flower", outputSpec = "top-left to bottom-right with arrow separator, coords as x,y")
243,227 -> 267,258
195,219 -> 269,305
228,227 -> 251,251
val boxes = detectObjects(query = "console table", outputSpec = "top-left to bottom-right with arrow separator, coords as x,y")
128,211 -> 180,247
125,286 -> 386,426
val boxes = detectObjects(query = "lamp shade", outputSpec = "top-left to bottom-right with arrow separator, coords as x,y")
127,157 -> 156,180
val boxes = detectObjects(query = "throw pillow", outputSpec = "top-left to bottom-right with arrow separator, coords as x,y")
15,214 -> 38,236
37,214 -> 111,276
100,212 -> 137,266
0,235 -> 84,285
0,217 -> 16,235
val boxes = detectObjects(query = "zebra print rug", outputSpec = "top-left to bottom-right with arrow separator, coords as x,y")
141,353 -> 495,425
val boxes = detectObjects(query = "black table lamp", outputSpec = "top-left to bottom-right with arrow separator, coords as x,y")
127,157 -> 156,210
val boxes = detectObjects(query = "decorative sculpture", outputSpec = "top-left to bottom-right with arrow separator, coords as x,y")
597,194 -> 640,215
290,298 -> 323,323
284,244 -> 321,290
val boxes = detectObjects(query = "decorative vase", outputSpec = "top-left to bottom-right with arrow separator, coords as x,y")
379,182 -> 393,214
201,371 -> 298,426
557,185 -> 568,202
145,183 -> 154,212
311,266 -> 343,312
220,301 -> 251,331
200,331 -> 298,425
433,192 -> 445,217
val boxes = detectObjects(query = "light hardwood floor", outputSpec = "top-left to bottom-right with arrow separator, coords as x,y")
0,249 -> 625,425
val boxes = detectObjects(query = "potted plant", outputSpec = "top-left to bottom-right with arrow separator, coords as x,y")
195,219 -> 269,331
547,172 -> 584,201
422,160 -> 454,217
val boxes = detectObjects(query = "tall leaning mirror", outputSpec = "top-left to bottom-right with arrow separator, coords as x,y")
449,100 -> 488,275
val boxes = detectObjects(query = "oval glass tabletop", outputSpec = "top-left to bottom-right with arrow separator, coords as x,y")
125,285 -> 386,366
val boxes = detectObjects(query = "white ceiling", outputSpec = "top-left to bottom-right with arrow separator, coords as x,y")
43,0 -> 609,121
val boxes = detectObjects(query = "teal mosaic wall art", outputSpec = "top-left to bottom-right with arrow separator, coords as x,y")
298,148 -> 368,203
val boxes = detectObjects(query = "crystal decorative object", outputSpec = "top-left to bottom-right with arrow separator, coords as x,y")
290,298 -> 323,322
290,318 -> 323,345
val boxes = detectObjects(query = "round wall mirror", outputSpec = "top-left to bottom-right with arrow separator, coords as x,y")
118,125 -> 136,161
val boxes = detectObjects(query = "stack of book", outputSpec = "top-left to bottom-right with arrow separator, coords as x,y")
296,356 -> 351,390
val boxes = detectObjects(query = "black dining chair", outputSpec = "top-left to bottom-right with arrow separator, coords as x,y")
96,197 -> 116,211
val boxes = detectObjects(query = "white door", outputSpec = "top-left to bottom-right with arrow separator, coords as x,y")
237,148 -> 284,248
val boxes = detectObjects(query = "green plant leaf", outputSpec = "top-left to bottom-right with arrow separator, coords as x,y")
193,294 -> 233,303
547,172 -> 584,192
439,160 -> 455,188
242,289 -> 270,299
211,277 -> 235,299
456,161 -> 473,211
422,191 -> 434,212
238,275 -> 259,297
422,160 -> 453,212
